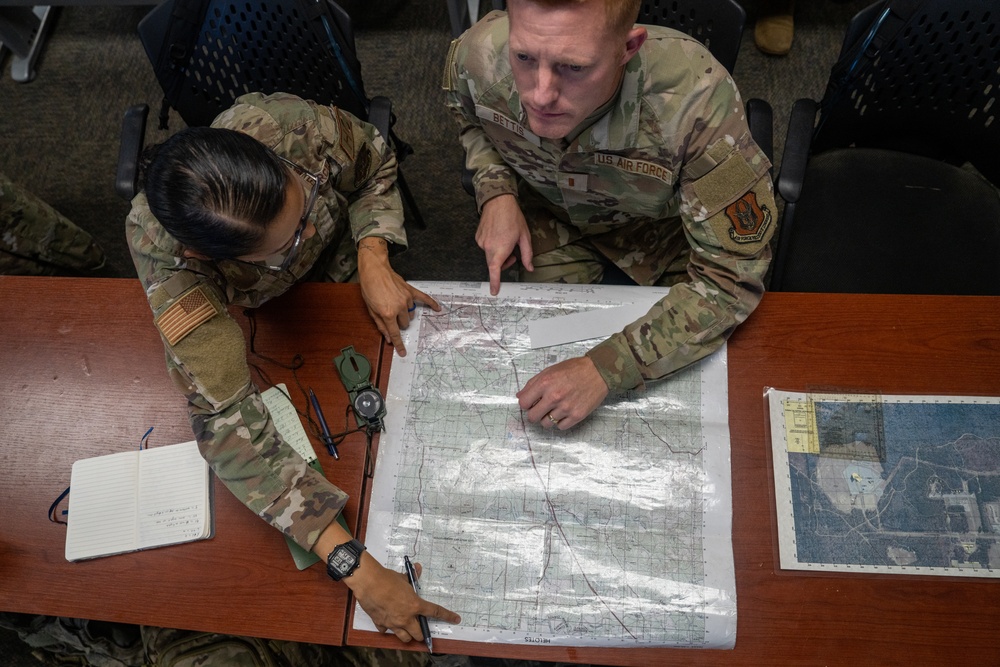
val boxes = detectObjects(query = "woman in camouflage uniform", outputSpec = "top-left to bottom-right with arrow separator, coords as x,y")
127,92 -> 458,644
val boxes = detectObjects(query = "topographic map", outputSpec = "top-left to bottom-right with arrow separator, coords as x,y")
768,389 -> 1000,577
356,282 -> 736,648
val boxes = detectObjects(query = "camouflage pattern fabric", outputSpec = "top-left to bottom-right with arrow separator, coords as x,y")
0,170 -> 106,275
0,613 -> 433,667
444,11 -> 775,392
126,92 -> 406,551
0,613 -> 144,667
140,626 -> 432,667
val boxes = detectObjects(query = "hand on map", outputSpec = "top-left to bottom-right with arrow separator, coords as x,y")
517,356 -> 609,429
358,237 -> 441,356
476,194 -> 534,295
346,555 -> 461,644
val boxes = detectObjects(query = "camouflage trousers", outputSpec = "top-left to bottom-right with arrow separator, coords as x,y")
516,236 -> 690,287
0,171 -> 106,275
0,613 -> 433,667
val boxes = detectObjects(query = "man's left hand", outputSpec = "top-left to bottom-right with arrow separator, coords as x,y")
516,356 -> 609,429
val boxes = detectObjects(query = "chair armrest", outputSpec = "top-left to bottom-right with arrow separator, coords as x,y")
776,98 -> 818,204
367,96 -> 392,145
447,0 -> 472,38
115,104 -> 149,202
461,165 -> 475,196
745,97 -> 774,169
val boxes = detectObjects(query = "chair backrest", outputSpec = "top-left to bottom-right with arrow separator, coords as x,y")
139,0 -> 368,129
637,0 -> 746,74
812,0 -> 1000,184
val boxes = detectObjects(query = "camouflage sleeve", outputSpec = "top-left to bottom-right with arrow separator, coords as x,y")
443,25 -> 519,212
0,170 -> 106,275
586,175 -> 773,390
316,105 -> 406,248
128,199 -> 350,551
217,92 -> 406,249
586,71 -> 775,391
162,302 -> 349,552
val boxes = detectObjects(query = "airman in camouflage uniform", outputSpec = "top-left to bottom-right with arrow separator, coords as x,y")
444,1 -> 774,429
127,92 -> 458,647
0,170 -> 106,275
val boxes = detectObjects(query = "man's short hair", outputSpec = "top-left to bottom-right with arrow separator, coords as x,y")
507,0 -> 641,37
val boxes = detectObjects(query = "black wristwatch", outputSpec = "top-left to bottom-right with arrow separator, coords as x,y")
334,346 -> 386,430
326,538 -> 366,581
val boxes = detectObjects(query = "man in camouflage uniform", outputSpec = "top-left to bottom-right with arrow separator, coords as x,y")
0,170 -> 106,275
444,0 -> 775,429
127,92 -> 457,646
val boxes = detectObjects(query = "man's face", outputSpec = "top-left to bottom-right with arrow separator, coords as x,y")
507,0 -> 641,140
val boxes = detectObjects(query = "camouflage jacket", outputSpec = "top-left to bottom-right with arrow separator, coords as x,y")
444,13 -> 775,391
1,170 -> 106,275
126,92 -> 405,551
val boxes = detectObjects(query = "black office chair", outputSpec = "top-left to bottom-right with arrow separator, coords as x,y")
456,0 -> 772,194
114,0 -> 424,228
637,0 -> 744,75
770,0 -> 1000,295
447,0 -> 499,38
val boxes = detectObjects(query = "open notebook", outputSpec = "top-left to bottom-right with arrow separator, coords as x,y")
65,440 -> 213,561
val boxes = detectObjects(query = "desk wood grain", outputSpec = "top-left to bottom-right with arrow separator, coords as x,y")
349,292 -> 1000,665
0,276 -> 385,645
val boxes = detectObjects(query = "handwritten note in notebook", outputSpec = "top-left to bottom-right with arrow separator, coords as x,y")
65,441 -> 213,561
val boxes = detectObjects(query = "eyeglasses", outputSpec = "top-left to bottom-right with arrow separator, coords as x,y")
261,156 -> 325,271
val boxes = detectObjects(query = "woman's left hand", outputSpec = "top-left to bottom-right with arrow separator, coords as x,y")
357,237 -> 440,356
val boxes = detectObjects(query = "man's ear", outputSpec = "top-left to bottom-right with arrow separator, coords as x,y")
182,248 -> 210,261
622,26 -> 647,65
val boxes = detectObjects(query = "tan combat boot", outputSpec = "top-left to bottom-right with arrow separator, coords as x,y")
755,0 -> 796,56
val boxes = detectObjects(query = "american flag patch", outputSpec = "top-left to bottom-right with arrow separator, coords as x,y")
154,287 -> 219,346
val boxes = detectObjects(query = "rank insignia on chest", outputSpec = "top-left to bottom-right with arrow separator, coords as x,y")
558,173 -> 589,191
725,191 -> 772,244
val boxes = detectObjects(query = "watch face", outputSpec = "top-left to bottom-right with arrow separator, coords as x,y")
328,544 -> 359,579
354,389 -> 384,419
329,547 -> 356,574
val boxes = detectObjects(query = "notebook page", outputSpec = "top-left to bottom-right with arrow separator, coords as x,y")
261,384 -> 316,463
136,441 -> 209,548
65,450 -> 140,561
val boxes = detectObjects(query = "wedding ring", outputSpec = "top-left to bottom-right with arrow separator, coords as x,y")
407,305 -> 416,312
547,413 -> 561,425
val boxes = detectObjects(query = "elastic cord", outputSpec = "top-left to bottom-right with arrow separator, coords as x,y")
48,487 -> 70,525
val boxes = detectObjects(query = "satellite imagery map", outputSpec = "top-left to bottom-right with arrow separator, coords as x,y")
769,390 -> 1000,577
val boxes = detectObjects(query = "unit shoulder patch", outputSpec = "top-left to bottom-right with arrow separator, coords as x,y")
710,190 -> 773,255
725,191 -> 771,243
354,143 -> 372,189
705,188 -> 774,255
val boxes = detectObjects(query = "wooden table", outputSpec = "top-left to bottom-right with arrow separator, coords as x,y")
3,280 -> 999,665
0,276 -> 385,645
347,291 -> 1000,665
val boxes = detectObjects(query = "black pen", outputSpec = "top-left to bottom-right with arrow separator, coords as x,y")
308,388 -> 339,459
403,555 -> 432,653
